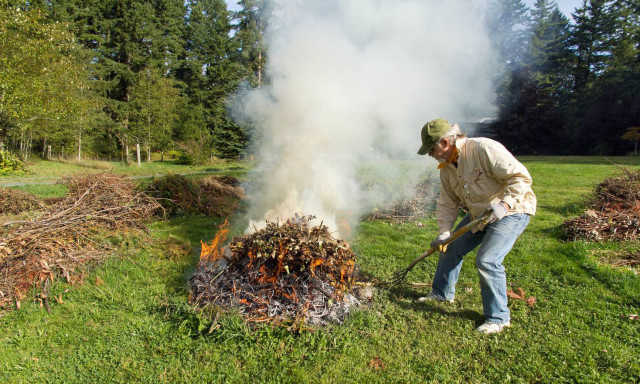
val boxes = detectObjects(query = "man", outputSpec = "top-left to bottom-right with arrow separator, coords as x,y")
417,118 -> 536,334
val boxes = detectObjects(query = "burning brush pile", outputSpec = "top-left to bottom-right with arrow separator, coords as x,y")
563,168 -> 640,241
189,215 -> 369,327
0,174 -> 161,310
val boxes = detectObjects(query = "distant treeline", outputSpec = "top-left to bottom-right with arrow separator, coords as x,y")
0,0 -> 639,161
488,0 -> 640,155
0,0 -> 270,162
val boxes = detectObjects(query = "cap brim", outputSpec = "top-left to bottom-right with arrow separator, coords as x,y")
417,144 -> 429,155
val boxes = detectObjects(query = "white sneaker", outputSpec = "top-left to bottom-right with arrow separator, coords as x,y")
475,322 -> 511,334
417,292 -> 454,303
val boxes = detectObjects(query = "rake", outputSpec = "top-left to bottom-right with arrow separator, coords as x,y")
383,211 -> 491,286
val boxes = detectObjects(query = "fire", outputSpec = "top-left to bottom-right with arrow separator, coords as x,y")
199,219 -> 229,263
337,211 -> 354,239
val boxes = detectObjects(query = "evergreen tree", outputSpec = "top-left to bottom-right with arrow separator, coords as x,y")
491,0 -> 573,154
233,0 -> 272,87
569,0 -> 616,91
571,0 -> 640,155
177,0 -> 247,160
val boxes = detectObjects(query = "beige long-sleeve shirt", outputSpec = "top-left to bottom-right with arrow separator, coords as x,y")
436,137 -> 537,233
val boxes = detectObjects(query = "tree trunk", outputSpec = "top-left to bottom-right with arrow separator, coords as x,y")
42,136 -> 47,158
258,50 -> 262,86
77,129 -> 82,161
136,143 -> 141,167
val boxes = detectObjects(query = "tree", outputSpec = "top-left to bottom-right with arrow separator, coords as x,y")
0,1 -> 92,160
622,127 -> 640,155
491,0 -> 573,154
130,67 -> 182,161
233,0 -> 272,87
569,0 -> 616,91
176,0 -> 247,160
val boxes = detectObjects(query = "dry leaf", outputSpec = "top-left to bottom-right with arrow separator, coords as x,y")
369,356 -> 385,370
95,276 -> 104,286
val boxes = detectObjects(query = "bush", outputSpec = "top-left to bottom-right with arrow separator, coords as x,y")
0,150 -> 26,176
175,152 -> 195,165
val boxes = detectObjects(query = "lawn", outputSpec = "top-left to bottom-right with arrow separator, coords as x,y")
0,158 -> 251,198
1,157 -> 639,383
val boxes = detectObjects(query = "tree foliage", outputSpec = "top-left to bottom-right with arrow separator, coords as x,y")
489,0 -> 640,155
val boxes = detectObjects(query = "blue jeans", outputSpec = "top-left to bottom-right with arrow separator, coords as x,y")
430,213 -> 530,324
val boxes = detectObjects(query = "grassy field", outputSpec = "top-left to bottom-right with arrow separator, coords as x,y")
0,158 -> 251,198
1,157 -> 640,383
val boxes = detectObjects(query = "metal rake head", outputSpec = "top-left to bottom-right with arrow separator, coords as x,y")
381,268 -> 410,287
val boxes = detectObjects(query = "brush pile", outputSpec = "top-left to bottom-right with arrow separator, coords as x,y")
0,173 -> 161,310
189,215 -> 365,326
0,187 -> 45,215
146,174 -> 245,217
367,175 -> 438,221
563,168 -> 640,241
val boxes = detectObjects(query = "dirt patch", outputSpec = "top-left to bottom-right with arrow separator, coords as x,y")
591,248 -> 640,273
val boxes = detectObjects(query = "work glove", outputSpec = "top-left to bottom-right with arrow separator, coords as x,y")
431,231 -> 450,253
487,202 -> 509,223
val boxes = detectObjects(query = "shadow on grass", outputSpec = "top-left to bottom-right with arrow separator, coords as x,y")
385,285 -> 484,324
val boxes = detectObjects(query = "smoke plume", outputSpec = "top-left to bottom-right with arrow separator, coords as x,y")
238,0 -> 496,238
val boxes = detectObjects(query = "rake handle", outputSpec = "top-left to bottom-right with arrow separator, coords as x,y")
399,213 -> 490,276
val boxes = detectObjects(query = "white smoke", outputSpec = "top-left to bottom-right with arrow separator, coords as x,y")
239,0 -> 496,238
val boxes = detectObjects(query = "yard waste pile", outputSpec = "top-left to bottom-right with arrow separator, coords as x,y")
146,174 -> 245,217
0,173 -> 161,310
189,215 -> 369,327
0,187 -> 45,215
366,174 -> 438,222
563,168 -> 640,241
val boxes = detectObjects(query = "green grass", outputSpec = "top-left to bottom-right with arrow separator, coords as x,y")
1,157 -> 640,383
0,157 -> 251,197
0,157 -> 251,180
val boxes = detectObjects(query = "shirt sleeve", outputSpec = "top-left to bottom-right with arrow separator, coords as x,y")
476,143 -> 533,210
436,172 -> 461,233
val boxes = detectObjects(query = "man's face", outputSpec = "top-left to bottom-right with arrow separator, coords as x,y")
428,138 -> 448,160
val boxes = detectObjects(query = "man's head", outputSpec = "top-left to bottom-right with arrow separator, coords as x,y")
417,118 -> 450,156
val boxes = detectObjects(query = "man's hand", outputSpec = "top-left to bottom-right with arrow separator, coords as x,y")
487,202 -> 509,223
431,231 -> 450,252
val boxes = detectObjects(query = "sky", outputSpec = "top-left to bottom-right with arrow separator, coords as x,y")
226,0 -> 585,18
526,0 -> 584,18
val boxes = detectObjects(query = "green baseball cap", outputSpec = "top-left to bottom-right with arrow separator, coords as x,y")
417,118 -> 450,155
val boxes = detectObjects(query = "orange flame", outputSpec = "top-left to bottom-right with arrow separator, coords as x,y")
338,211 -> 354,239
310,258 -> 324,275
200,219 -> 229,263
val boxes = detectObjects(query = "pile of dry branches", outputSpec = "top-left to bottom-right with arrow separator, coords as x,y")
0,187 -> 45,215
0,173 -> 161,310
366,176 -> 438,221
564,168 -> 640,241
189,215 -> 366,326
146,174 -> 245,217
